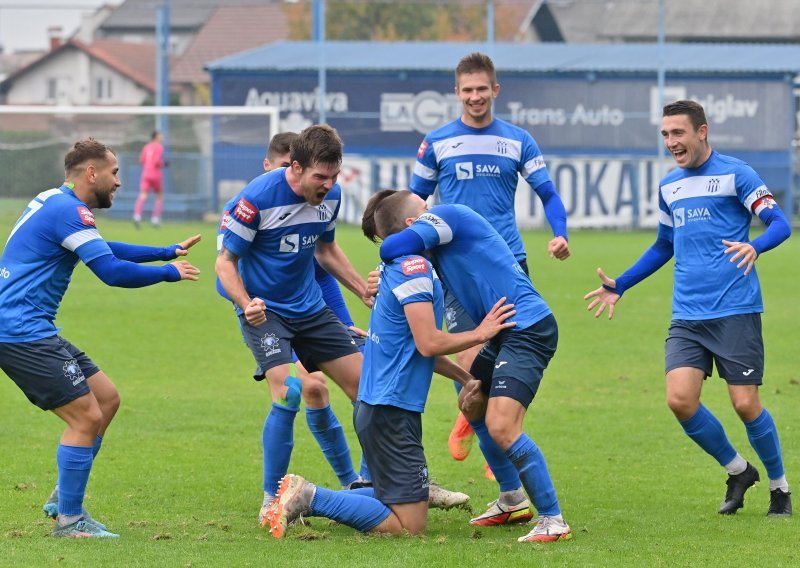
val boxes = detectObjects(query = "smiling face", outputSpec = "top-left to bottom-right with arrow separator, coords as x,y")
661,114 -> 711,169
294,161 -> 340,206
456,70 -> 500,128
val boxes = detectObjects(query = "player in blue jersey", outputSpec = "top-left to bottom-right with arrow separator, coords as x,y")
263,196 -> 515,538
409,53 -> 569,513
216,132 -> 371,526
362,190 -> 572,543
585,100 -> 792,517
0,138 -> 200,538
216,124 -> 376,529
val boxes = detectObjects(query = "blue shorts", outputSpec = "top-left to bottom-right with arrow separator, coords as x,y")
665,314 -> 764,385
239,307 -> 360,380
443,259 -> 529,333
354,401 -> 429,505
469,314 -> 558,408
0,335 -> 99,410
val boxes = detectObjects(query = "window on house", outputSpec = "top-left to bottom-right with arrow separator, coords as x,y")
95,78 -> 113,101
47,78 -> 57,100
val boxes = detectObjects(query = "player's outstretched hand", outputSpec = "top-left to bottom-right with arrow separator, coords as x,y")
583,267 -> 620,319
171,260 -> 200,281
458,379 -> 485,416
244,297 -> 267,327
548,236 -> 570,260
348,325 -> 368,338
475,296 -> 516,342
175,234 -> 202,256
722,239 -> 757,275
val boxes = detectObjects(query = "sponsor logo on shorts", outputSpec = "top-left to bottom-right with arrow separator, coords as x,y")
444,307 -> 457,329
495,361 -> 508,369
0,267 -> 9,279
417,140 -> 428,159
401,257 -> 428,276
742,369 -> 755,376
233,198 -> 257,224
77,207 -> 95,226
418,464 -> 430,489
260,333 -> 282,357
63,359 -> 85,386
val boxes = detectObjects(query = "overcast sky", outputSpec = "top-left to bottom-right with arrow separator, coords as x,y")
0,0 -> 114,53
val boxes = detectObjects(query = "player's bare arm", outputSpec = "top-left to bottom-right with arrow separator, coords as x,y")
315,240 -> 371,306
584,267 -> 621,319
215,246 -> 266,325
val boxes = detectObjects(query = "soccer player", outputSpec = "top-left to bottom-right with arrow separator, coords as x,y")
367,190 -> 573,543
584,99 -> 792,517
133,130 -> 166,228
0,138 -> 200,538
216,132 -> 371,525
409,52 -> 569,519
216,124 -> 376,528
263,191 -> 515,538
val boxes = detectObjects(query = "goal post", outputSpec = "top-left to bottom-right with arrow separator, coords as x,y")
0,105 -> 280,220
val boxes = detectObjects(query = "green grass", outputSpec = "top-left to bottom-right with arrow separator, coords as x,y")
1,211 -> 798,567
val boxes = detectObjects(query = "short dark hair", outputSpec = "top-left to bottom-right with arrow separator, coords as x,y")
362,189 -> 418,243
663,100 -> 707,131
151,130 -> 160,140
290,124 -> 342,169
455,52 -> 496,85
64,138 -> 115,175
267,131 -> 298,163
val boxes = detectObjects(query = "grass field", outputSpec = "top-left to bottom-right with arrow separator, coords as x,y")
1,205 -> 798,567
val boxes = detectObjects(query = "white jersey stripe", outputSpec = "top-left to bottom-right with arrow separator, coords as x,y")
257,198 -> 339,231
658,209 -> 673,227
522,156 -> 547,178
61,229 -> 101,252
432,134 -> 522,162
661,174 -> 736,207
392,277 -> 434,302
417,212 -> 453,245
742,185 -> 771,212
413,162 -> 437,181
227,220 -> 257,242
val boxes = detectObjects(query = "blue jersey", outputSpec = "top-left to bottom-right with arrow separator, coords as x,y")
658,151 -> 772,320
410,117 -> 552,261
221,168 -> 341,318
0,185 -> 113,342
216,183 -> 354,326
406,204 -> 551,329
359,255 -> 443,413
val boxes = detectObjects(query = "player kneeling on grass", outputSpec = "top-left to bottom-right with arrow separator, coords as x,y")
0,138 -> 200,538
264,196 -> 515,538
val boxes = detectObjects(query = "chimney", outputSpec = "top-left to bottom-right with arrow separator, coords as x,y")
48,26 -> 64,51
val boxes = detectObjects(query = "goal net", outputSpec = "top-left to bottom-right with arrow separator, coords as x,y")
0,105 -> 279,221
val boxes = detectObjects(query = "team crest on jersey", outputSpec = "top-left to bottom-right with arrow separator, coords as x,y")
417,140 -> 428,159
418,464 -> 430,488
401,257 -> 428,275
77,207 -> 95,226
260,333 -> 282,357
63,359 -> 85,386
233,198 -> 257,224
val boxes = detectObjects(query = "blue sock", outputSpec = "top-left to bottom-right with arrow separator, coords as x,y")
56,444 -> 93,517
263,402 -> 298,495
306,404 -> 358,487
745,408 -> 785,480
311,486 -> 391,532
359,454 -> 371,482
679,404 -> 737,466
92,435 -> 103,458
506,434 -> 560,517
468,417 -> 521,492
